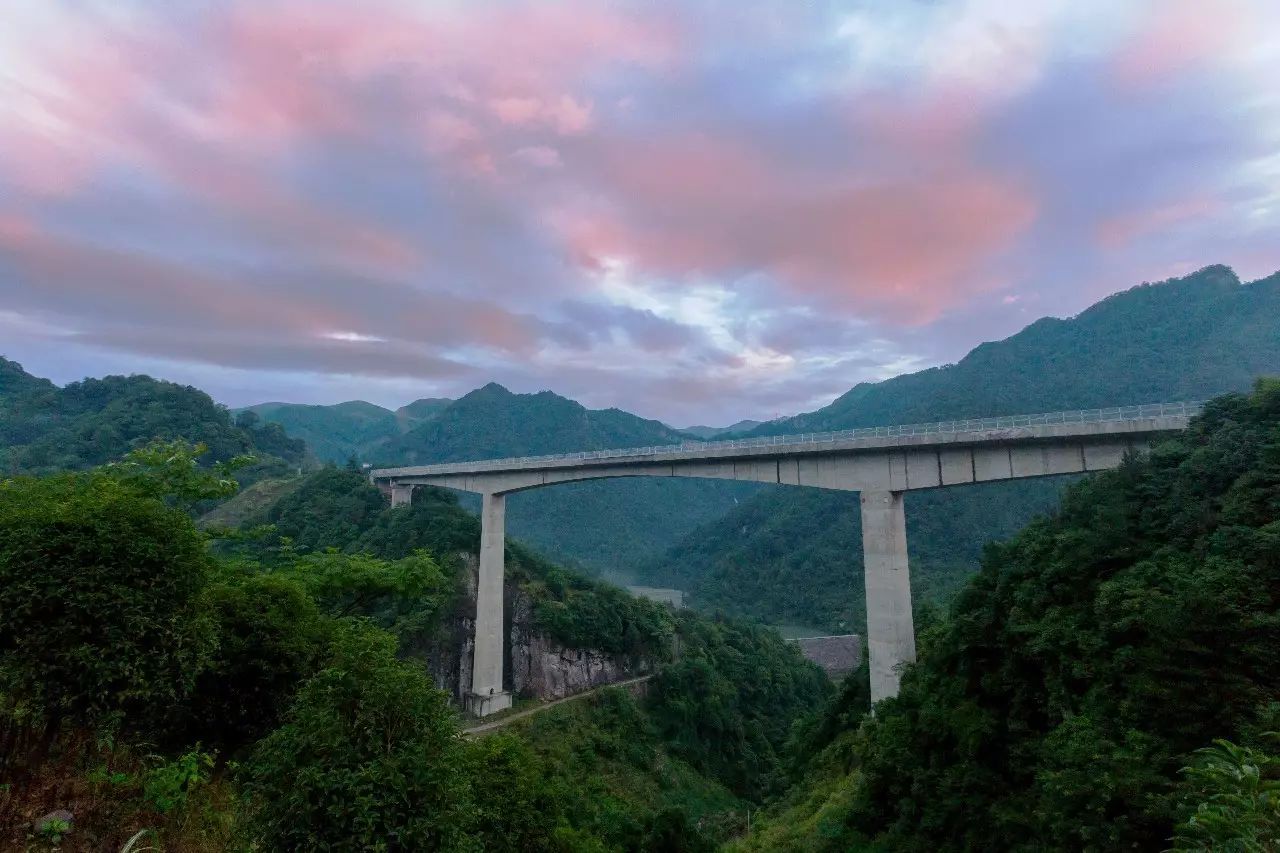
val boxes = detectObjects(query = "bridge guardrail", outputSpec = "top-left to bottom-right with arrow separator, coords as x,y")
377,401 -> 1203,476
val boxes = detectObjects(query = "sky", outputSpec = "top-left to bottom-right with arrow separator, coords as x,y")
1,0 -> 1278,426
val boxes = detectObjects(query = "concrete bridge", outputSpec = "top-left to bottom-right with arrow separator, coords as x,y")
371,402 -> 1200,716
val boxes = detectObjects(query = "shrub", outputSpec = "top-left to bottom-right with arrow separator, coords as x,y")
241,621 -> 471,851
174,569 -> 331,754
0,473 -> 214,737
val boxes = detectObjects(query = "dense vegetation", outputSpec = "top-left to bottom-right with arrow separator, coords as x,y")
642,266 -> 1280,630
641,479 -> 1070,632
735,380 -> 1280,851
1,445 -> 826,850
238,397 -> 450,464
0,358 -> 304,480
246,381 -> 759,573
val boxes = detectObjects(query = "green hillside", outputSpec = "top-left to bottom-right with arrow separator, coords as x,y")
374,383 -> 759,573
754,264 -> 1278,435
734,381 -> 1280,851
640,266 -> 1280,630
241,397 -> 451,464
0,359 -> 305,478
378,382 -> 689,464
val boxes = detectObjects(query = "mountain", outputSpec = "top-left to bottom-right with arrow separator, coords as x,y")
379,382 -> 689,464
753,264 -> 1278,434
241,397 -> 452,464
679,419 -> 764,439
0,356 -> 54,401
0,359 -> 305,477
639,265 -> 1280,630
375,382 -> 759,573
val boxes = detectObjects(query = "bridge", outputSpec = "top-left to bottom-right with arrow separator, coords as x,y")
371,401 -> 1201,716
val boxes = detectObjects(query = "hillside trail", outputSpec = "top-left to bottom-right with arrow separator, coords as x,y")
462,674 -> 654,737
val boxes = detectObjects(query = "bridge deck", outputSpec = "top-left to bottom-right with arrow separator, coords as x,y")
372,401 -> 1201,481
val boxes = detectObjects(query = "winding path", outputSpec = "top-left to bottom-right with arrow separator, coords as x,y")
462,674 -> 654,737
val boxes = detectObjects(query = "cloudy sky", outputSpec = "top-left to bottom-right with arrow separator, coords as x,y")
2,0 -> 1278,425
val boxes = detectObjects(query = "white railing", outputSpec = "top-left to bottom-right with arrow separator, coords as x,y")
376,401 -> 1203,476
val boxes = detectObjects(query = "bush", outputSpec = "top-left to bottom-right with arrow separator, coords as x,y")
241,621 -> 471,851
0,473 -> 214,737
174,569 -> 331,754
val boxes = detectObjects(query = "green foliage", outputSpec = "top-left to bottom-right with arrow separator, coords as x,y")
262,467 -> 389,555
647,613 -> 831,800
460,734 -> 568,853
241,621 -> 473,852
242,398 -> 449,464
144,746 -> 214,815
828,381 -> 1280,851
0,472 -> 214,734
278,550 -> 456,651
375,382 -> 757,572
1173,738 -> 1280,851
175,569 -> 331,754
103,439 -> 252,509
532,573 -> 675,660
514,687 -> 743,851
0,369 -> 304,476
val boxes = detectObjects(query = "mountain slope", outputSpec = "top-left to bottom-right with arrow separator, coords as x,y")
641,265 -> 1280,630
754,264 -> 1278,434
379,382 -> 689,464
734,383 -> 1280,852
242,397 -> 452,463
680,419 -> 764,439
0,360 -> 305,477
375,383 -> 759,573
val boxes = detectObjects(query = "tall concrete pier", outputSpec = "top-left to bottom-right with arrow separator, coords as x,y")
374,402 -> 1199,713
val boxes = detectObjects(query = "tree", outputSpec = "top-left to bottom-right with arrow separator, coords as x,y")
172,569 -> 331,755
241,621 -> 472,851
0,473 -> 215,741
1173,738 -> 1280,851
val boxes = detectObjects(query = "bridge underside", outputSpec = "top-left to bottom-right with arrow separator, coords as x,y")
389,434 -> 1138,496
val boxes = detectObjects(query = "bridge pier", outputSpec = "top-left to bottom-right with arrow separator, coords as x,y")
390,483 -> 414,508
860,490 -> 916,703
467,492 -> 512,717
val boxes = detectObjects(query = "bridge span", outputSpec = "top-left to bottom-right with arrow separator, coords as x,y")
372,402 -> 1200,716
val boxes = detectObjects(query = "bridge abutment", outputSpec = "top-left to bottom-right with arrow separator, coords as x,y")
861,490 -> 916,703
466,492 -> 512,717
390,483 -> 414,508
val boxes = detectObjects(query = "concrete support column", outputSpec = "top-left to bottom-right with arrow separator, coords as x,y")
860,490 -> 916,703
389,483 -> 414,508
466,492 -> 513,717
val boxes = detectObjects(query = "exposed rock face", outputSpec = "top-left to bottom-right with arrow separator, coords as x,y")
422,554 -> 648,703
509,592 -> 649,699
791,634 -> 862,679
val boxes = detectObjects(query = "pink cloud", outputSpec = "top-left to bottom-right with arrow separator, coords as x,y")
1111,0 -> 1246,90
556,126 -> 1037,323
1095,195 -> 1222,249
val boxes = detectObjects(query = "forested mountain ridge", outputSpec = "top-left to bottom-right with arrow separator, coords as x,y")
752,264 -> 1278,435
641,265 -> 1280,631
377,381 -> 689,465
371,382 -> 759,573
735,380 -> 1280,851
0,356 -> 54,400
0,359 -> 305,477
238,397 -> 450,464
